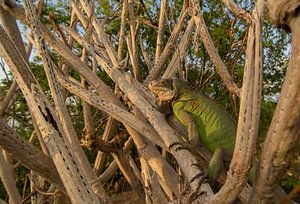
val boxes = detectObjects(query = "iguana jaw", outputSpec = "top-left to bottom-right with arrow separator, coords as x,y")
148,79 -> 177,102
150,89 -> 176,102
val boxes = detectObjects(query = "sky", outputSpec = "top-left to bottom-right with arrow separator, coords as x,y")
0,68 -> 4,80
0,62 -> 9,80
0,19 -> 34,82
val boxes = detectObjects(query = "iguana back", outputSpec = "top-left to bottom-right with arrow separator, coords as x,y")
172,89 -> 236,153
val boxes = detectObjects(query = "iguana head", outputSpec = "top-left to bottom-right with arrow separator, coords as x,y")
148,78 -> 184,102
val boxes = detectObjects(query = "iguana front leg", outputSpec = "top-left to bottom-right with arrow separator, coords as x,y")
174,108 -> 200,145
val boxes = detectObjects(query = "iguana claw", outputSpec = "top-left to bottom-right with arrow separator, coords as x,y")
188,188 -> 207,203
169,141 -> 199,152
169,141 -> 206,164
180,171 -> 208,203
180,169 -> 208,202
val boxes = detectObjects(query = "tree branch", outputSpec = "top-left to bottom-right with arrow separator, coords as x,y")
144,6 -> 188,84
250,4 -> 300,203
0,147 -> 22,203
209,1 -> 264,202
0,119 -> 63,188
63,25 -> 214,199
155,0 -> 167,63
190,0 -> 240,95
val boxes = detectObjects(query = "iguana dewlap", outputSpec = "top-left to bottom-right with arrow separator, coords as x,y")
148,78 -> 238,180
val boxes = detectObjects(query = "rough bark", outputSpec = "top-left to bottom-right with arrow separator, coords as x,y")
23,1 -> 110,201
63,26 -> 214,199
0,147 -> 21,204
0,118 -> 63,188
0,25 -> 104,203
267,0 -> 300,29
208,1 -> 264,203
250,4 -> 300,203
0,0 -> 297,202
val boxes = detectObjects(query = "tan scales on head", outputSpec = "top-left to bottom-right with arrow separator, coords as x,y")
148,78 -> 177,102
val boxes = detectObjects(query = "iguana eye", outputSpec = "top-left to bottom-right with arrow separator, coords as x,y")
149,81 -> 156,87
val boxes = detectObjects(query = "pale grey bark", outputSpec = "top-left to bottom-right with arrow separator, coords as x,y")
63,25 -> 214,199
23,1 -> 110,201
0,147 -> 21,204
0,118 -> 63,188
209,1 -> 264,203
0,25 -> 103,203
0,3 -> 31,116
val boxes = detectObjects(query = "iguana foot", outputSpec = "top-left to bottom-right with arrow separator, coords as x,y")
169,141 -> 199,153
190,171 -> 208,184
181,171 -> 208,202
169,141 -> 206,163
188,188 -> 207,203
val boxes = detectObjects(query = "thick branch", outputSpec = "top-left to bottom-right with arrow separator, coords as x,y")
57,62 -> 182,199
267,0 -> 300,29
24,1 -> 110,200
56,72 -> 166,149
0,24 -> 103,203
250,9 -> 300,204
0,118 -> 63,188
0,5 -> 27,59
209,1 -> 264,202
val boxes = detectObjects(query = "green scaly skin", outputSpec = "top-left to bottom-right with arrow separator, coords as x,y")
149,78 -> 256,181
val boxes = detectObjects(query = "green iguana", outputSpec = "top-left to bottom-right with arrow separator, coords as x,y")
148,77 -> 255,181
149,77 -> 296,203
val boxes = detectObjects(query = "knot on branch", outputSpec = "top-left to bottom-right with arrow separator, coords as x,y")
230,161 -> 251,174
268,0 -> 300,31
